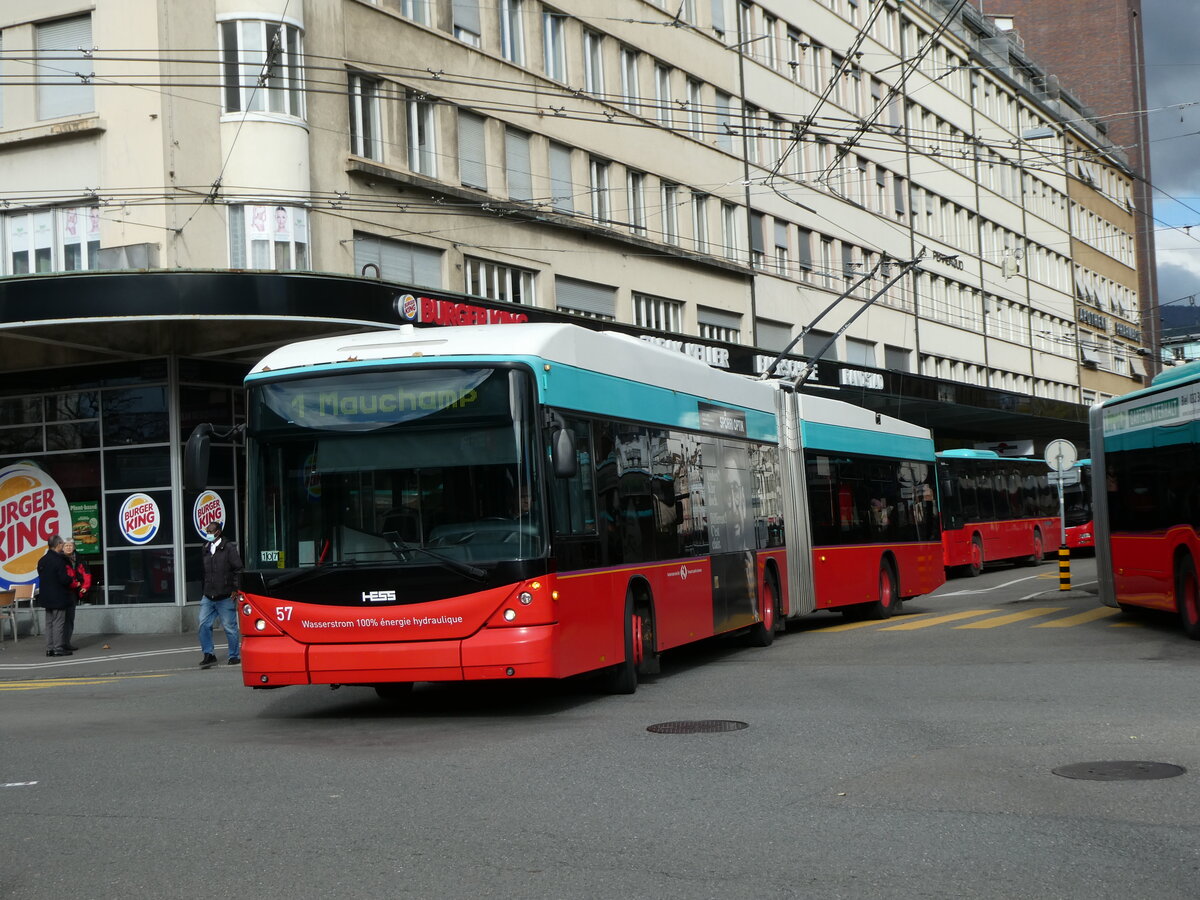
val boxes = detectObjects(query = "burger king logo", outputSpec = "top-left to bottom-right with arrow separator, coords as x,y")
0,464 -> 70,585
395,293 -> 419,322
119,493 -> 160,545
192,491 -> 226,540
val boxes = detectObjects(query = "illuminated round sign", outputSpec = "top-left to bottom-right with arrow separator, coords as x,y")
395,293 -> 419,322
119,493 -> 161,545
192,490 -> 226,540
0,464 -> 70,586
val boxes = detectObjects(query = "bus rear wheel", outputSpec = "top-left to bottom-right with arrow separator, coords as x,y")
1175,555 -> 1200,640
1022,529 -> 1045,566
861,560 -> 900,620
746,571 -> 780,647
965,536 -> 984,577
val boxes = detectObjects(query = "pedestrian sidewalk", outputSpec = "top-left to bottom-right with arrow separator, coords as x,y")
0,632 -> 236,680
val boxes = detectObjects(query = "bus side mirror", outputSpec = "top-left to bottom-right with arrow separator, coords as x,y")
184,424 -> 213,492
551,427 -> 578,478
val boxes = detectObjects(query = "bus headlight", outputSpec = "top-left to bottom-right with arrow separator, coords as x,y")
518,592 -> 533,605
503,608 -> 517,621
255,619 -> 267,631
242,602 -> 252,616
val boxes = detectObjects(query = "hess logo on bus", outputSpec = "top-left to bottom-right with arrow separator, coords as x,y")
0,464 -> 70,584
362,590 -> 396,603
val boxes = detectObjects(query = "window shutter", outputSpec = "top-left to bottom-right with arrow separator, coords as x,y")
458,111 -> 487,189
756,319 -> 793,353
711,0 -> 726,33
354,234 -> 443,288
697,306 -> 741,330
453,0 -> 481,34
774,220 -> 788,249
797,228 -> 813,269
37,15 -> 94,119
555,276 -> 616,317
506,129 -> 533,201
228,206 -> 246,268
749,212 -> 765,253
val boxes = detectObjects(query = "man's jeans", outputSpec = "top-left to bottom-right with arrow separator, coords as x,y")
199,595 -> 240,658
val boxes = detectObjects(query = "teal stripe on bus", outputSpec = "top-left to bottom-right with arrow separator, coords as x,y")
802,420 -> 935,461
247,354 -> 780,441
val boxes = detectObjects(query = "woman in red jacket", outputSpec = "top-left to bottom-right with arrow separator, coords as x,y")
62,539 -> 92,652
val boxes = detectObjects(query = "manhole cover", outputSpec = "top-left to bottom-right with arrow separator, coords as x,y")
1053,761 -> 1187,781
646,719 -> 748,734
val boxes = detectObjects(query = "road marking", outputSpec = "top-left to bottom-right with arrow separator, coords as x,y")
935,574 -> 1044,597
955,607 -> 1064,628
0,643 -> 230,672
0,674 -> 172,692
1033,607 -> 1121,628
880,609 -> 995,630
2,782 -> 38,788
813,615 -> 928,632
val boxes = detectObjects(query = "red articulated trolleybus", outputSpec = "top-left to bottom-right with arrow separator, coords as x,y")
1091,363 -> 1200,637
936,449 -> 1059,576
186,323 -> 944,698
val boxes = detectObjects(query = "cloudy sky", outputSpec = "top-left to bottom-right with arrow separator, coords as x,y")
1143,0 -> 1200,315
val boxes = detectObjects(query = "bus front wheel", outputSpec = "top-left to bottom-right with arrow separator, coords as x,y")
1176,555 -> 1200,640
1022,529 -> 1045,566
602,591 -> 653,694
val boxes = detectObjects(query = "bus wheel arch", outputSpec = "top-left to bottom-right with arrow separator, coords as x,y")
1174,550 -> 1200,640
1023,528 -> 1046,566
601,580 -> 658,693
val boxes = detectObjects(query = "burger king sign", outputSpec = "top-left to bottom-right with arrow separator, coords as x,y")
119,493 -> 161,545
192,490 -> 226,540
0,464 -> 71,586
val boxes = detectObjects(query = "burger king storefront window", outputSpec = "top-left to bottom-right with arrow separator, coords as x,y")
0,358 -> 245,619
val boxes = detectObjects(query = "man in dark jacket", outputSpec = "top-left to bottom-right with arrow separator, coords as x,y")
198,521 -> 244,669
37,534 -> 75,657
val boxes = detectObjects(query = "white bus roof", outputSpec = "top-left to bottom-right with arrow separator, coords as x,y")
250,322 -> 930,440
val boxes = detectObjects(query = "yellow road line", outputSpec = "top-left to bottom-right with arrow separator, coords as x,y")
880,609 -> 995,630
955,607 -> 1064,628
1033,607 -> 1121,628
0,674 -> 172,691
813,616 -> 918,632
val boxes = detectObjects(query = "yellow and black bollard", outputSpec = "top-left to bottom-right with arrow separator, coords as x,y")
1058,545 -> 1071,591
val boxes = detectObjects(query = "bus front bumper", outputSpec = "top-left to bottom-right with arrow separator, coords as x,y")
240,624 -> 561,687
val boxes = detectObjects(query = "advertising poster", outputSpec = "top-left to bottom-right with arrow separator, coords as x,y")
69,501 -> 101,555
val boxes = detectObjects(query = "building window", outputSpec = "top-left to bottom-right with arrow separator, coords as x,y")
505,128 -> 532,200
686,79 -> 704,135
774,220 -> 789,274
220,19 -> 304,117
660,182 -> 680,245
721,201 -> 738,258
626,171 -> 646,235
465,257 -> 535,305
37,15 -> 95,120
457,110 -> 488,189
549,142 -> 574,213
407,90 -> 437,176
796,227 -> 813,279
4,207 -> 100,275
620,47 -> 640,111
229,205 -> 309,270
453,0 -> 482,46
401,0 -> 433,25
749,211 -> 765,269
698,306 -> 741,344
803,328 -> 837,361
715,91 -> 734,152
583,30 -> 604,94
846,338 -> 876,367
353,232 -> 442,287
654,64 -> 673,126
348,74 -> 382,160
692,192 -> 709,253
634,293 -> 683,333
543,11 -> 567,81
590,158 -> 610,222
499,0 -> 525,64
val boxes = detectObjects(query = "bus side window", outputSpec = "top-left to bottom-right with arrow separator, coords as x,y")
549,417 -> 597,536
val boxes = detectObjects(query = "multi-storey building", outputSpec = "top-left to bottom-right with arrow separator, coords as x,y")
0,0 -> 1149,628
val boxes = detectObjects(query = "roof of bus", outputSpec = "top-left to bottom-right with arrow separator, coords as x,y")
1101,359 -> 1200,408
936,449 -> 1049,465
249,323 -> 932,440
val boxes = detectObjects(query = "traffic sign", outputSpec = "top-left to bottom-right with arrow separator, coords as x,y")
1044,439 -> 1078,473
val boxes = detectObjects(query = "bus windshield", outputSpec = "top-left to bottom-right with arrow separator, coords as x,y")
245,365 -> 544,574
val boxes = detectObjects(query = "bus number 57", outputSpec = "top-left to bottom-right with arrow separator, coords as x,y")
276,606 -> 293,621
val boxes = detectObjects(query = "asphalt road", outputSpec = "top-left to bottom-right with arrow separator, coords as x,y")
5,555 -> 1200,900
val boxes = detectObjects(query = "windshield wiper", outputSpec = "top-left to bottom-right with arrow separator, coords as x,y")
382,531 -> 487,582
267,559 -> 360,588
